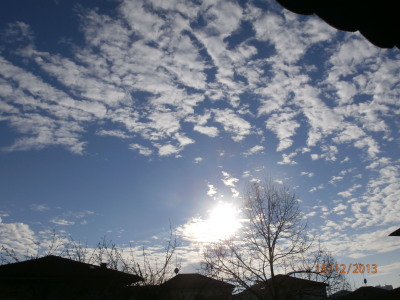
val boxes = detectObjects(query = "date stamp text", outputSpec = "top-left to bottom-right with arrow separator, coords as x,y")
316,264 -> 377,274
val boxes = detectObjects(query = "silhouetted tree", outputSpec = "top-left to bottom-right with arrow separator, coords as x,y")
0,226 -> 180,286
201,179 -> 348,299
287,246 -> 351,296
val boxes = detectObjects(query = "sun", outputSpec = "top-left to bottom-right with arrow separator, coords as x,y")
205,202 -> 242,242
202,202 -> 241,242
183,201 -> 242,243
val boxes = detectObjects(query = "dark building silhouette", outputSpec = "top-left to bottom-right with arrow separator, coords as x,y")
233,274 -> 328,300
0,255 -> 142,299
161,273 -> 235,300
275,0 -> 399,49
330,289 -> 352,299
389,227 -> 400,236
337,286 -> 400,300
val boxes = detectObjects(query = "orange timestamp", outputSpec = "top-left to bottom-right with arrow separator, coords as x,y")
316,264 -> 378,274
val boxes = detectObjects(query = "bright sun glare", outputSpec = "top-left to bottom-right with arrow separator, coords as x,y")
185,202 -> 242,243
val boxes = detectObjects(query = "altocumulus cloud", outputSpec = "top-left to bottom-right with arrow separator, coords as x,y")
0,0 -> 398,163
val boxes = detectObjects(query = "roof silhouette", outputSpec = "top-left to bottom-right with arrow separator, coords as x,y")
0,255 -> 142,284
253,274 -> 328,290
339,286 -> 400,300
162,273 -> 235,289
389,227 -> 400,236
275,0 -> 399,49
236,274 -> 328,298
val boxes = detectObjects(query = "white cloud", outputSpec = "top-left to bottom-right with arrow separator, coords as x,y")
266,111 -> 299,151
320,226 -> 400,259
194,157 -> 203,164
3,21 -> 35,45
207,184 -> 217,197
213,109 -> 251,142
319,145 -> 339,162
156,144 -> 181,157
354,136 -> 380,158
50,218 -> 75,226
243,145 -> 264,156
278,152 -> 298,165
337,184 -> 362,198
129,144 -> 153,156
221,171 -> 239,188
328,37 -> 380,79
97,130 -> 130,139
333,203 -> 347,213
175,133 -> 195,147
329,176 -> 344,185
221,171 -> 240,198
0,0 -> 397,165
253,10 -> 334,63
30,204 -> 50,212
309,184 -> 325,193
375,261 -> 400,278
0,222 -> 37,256
193,125 -> 219,137
305,211 -> 317,218
242,171 -> 251,178
300,172 -> 314,178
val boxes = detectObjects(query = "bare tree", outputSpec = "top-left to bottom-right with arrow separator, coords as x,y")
0,226 -> 180,286
202,179 -> 346,299
286,245 -> 351,297
118,227 -> 181,286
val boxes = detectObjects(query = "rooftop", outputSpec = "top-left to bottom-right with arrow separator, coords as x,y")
0,255 -> 142,285
389,227 -> 400,236
162,273 -> 235,290
275,0 -> 399,49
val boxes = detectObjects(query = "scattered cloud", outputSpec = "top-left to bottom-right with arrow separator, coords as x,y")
213,109 -> 251,142
97,130 -> 130,139
30,204 -> 50,212
337,184 -> 362,198
333,203 -> 347,215
242,171 -> 251,178
243,145 -> 264,156
300,172 -> 314,178
278,152 -> 298,165
194,157 -> 203,164
193,125 -> 219,137
221,171 -> 239,188
50,218 -> 75,226
207,184 -> 217,198
266,111 -> 299,151
129,144 -> 153,156
156,144 -> 181,157
309,184 -> 325,193
2,21 -> 34,45
0,0 -> 397,164
221,171 -> 240,198
329,176 -> 344,185
0,222 -> 37,256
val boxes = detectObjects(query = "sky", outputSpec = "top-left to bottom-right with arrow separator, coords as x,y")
0,0 -> 399,290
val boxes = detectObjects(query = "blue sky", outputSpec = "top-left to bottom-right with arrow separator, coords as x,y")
1,0 -> 399,289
